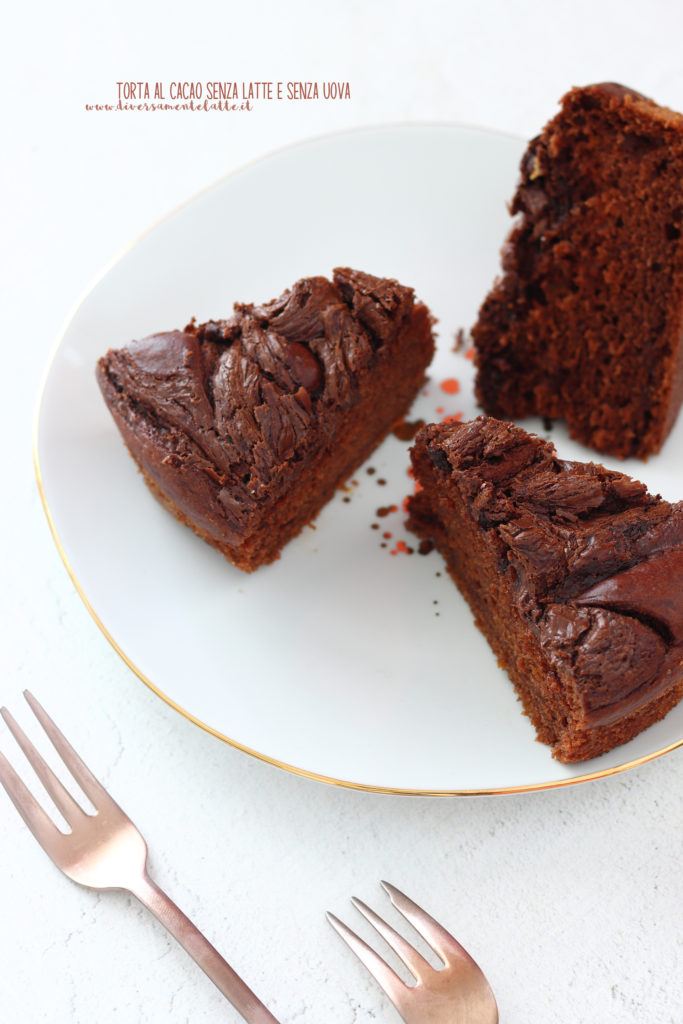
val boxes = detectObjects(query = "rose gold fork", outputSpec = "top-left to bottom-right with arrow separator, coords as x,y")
0,691 -> 280,1024
328,881 -> 498,1024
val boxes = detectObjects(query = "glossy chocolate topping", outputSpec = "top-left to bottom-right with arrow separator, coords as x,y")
588,82 -> 650,104
96,268 -> 419,538
575,546 -> 683,644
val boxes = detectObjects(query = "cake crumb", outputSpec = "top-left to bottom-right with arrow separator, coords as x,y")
392,417 -> 425,441
390,539 -> 414,556
453,327 -> 469,352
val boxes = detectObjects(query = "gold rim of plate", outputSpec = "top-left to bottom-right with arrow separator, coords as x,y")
31,123 -> 683,796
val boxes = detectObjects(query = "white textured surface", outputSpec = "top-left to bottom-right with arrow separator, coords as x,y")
2,2 -> 683,1022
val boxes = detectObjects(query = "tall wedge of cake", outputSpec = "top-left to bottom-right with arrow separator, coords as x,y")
472,83 -> 683,458
407,416 -> 683,763
97,268 -> 435,572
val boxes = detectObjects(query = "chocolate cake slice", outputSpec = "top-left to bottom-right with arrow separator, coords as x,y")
407,416 -> 683,762
472,82 -> 683,458
97,267 -> 435,572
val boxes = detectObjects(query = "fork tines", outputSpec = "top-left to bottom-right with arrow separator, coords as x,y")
0,690 -> 115,848
327,880 -> 499,1024
328,880 -> 470,989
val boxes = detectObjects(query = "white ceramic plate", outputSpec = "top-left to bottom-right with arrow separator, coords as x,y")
35,124 -> 683,794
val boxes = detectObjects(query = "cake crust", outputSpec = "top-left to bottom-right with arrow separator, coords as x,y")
97,268 -> 435,571
407,416 -> 683,762
472,82 -> 683,459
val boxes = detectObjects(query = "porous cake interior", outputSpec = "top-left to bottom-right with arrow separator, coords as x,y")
473,83 -> 683,458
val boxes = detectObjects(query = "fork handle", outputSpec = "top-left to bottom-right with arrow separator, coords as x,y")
129,871 -> 281,1024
